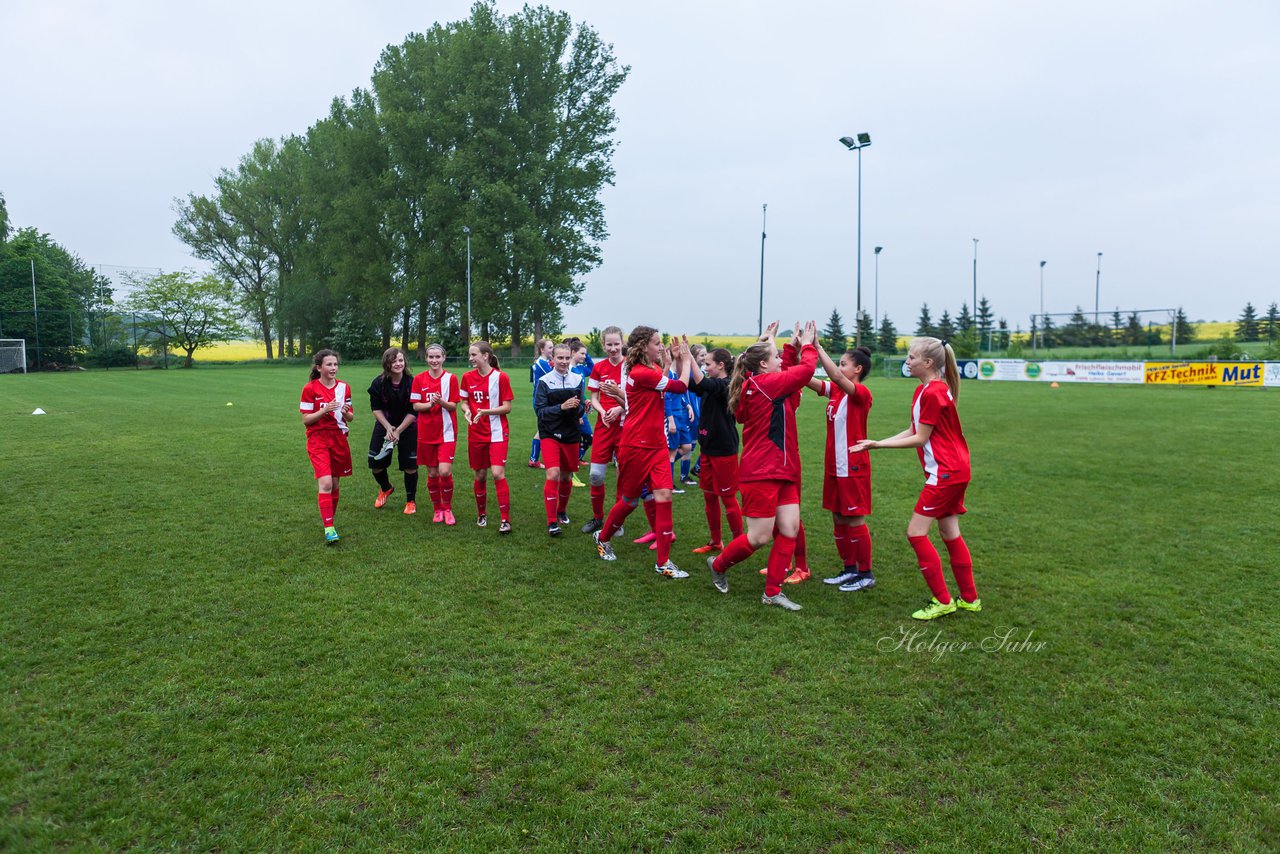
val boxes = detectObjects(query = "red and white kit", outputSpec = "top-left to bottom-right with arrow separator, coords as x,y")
411,370 -> 461,464
460,369 -> 514,443
299,379 -> 353,478
817,380 -> 873,515
587,357 -> 626,463
911,379 -> 970,517
615,363 -> 682,497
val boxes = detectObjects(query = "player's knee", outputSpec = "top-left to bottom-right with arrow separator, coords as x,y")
589,465 -> 606,486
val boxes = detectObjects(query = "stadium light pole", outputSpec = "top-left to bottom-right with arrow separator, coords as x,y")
874,246 -> 883,329
972,238 -> 979,334
463,226 -> 472,345
1094,251 -> 1103,324
839,133 -> 872,345
1038,260 -> 1047,351
758,203 -> 767,337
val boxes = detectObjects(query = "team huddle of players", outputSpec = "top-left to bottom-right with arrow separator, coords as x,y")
298,322 -> 981,620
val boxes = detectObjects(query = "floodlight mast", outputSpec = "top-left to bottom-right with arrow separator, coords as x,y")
839,133 -> 872,345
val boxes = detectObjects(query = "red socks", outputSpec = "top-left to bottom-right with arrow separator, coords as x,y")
494,477 -> 510,522
703,493 -> 722,543
543,479 -> 559,524
943,536 -> 977,602
317,492 -> 335,526
428,475 -> 441,511
793,522 -> 807,566
908,535 -> 951,604
724,496 -> 744,539
590,483 -> 605,520
764,533 -> 797,597
441,475 -> 453,511
713,534 -> 756,573
643,497 -> 657,534
600,498 -> 635,541
557,478 -> 573,516
474,480 -> 487,515
330,485 -> 339,510
850,523 -> 872,573
655,500 -> 674,564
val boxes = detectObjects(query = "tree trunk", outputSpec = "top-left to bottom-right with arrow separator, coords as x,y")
260,312 -> 274,360
382,315 -> 392,351
510,311 -> 523,358
417,298 -> 428,359
401,303 -> 412,353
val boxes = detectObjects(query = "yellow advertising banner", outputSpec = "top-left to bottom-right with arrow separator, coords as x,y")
1143,361 -> 1265,386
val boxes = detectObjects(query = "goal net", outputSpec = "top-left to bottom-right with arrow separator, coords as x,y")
0,339 -> 27,374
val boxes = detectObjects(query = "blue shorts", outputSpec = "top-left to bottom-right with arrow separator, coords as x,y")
667,417 -> 695,449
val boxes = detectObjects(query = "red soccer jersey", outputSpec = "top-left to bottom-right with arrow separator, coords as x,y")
299,379 -> 353,436
460,369 -> 514,443
621,363 -> 686,450
911,380 -> 970,486
818,380 -> 872,478
587,357 -> 626,433
736,345 -> 817,482
410,370 -> 461,443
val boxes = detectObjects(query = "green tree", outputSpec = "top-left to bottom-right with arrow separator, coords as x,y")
1264,302 -> 1279,342
1040,313 -> 1058,348
821,307 -> 847,353
956,302 -> 974,334
127,271 -> 243,367
1122,312 -> 1144,346
1236,302 -> 1260,341
976,296 -> 994,338
876,314 -> 898,355
937,310 -> 955,341
855,310 -> 875,350
915,303 -> 935,337
997,318 -> 1010,350
1174,308 -> 1195,344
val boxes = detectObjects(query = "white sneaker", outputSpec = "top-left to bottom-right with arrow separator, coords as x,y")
655,560 -> 689,579
824,570 -> 859,586
709,556 -> 728,593
761,592 -> 802,611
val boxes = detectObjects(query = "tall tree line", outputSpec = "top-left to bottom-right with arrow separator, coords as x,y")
173,2 -> 628,359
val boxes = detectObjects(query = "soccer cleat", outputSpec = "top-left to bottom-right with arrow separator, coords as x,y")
580,518 -> 603,535
692,542 -> 724,555
374,487 -> 394,509
557,512 -> 571,526
476,514 -> 487,528
548,523 -> 562,537
838,574 -> 877,593
783,567 -> 811,585
670,486 -> 686,495
955,596 -> 982,612
655,560 -> 689,579
324,526 -> 340,544
759,567 -> 768,575
681,477 -> 699,486
403,501 -> 416,515
911,597 -> 958,621
709,556 -> 729,593
527,459 -> 545,469
432,509 -> 445,523
499,519 -> 512,535
373,437 -> 395,461
443,510 -> 457,526
824,569 -> 860,586
594,531 -> 617,561
634,531 -> 657,545
761,592 -> 802,611
570,475 -> 585,488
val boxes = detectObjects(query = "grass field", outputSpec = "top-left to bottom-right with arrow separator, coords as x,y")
2,367 -> 1277,850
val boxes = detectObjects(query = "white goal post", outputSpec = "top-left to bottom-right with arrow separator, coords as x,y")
0,339 -> 28,374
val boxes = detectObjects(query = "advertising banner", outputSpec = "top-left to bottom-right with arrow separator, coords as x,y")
1266,363 -> 1280,388
1038,361 -> 1146,384
976,359 -> 1040,381
1143,362 -> 1265,386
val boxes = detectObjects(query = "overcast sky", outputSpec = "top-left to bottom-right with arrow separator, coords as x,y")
3,0 -> 1277,335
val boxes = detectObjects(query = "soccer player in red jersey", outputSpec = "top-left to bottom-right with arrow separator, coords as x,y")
707,321 -> 818,610
580,326 -> 626,534
686,342 -> 743,555
299,349 -> 356,544
853,336 -> 980,620
592,326 -> 693,579
806,344 -> 876,592
411,343 -> 461,525
534,343 -> 588,536
367,347 -> 418,514
460,341 -> 516,533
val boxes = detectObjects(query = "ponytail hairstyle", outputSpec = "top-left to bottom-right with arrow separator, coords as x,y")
727,342 -> 773,415
845,345 -> 872,382
708,347 -> 733,374
909,336 -> 961,400
535,337 -> 554,359
380,347 -> 411,383
624,325 -> 659,371
471,340 -> 500,371
310,348 -> 339,381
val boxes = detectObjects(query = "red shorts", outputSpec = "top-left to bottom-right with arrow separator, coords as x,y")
590,422 -> 622,465
615,445 -> 673,499
739,479 -> 800,518
823,474 -> 872,517
699,454 -> 739,497
541,437 -> 580,472
468,440 -> 509,470
914,481 -> 968,518
419,441 -> 456,468
307,432 -> 352,479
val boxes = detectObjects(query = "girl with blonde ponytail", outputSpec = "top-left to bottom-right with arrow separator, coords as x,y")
853,336 -> 980,621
